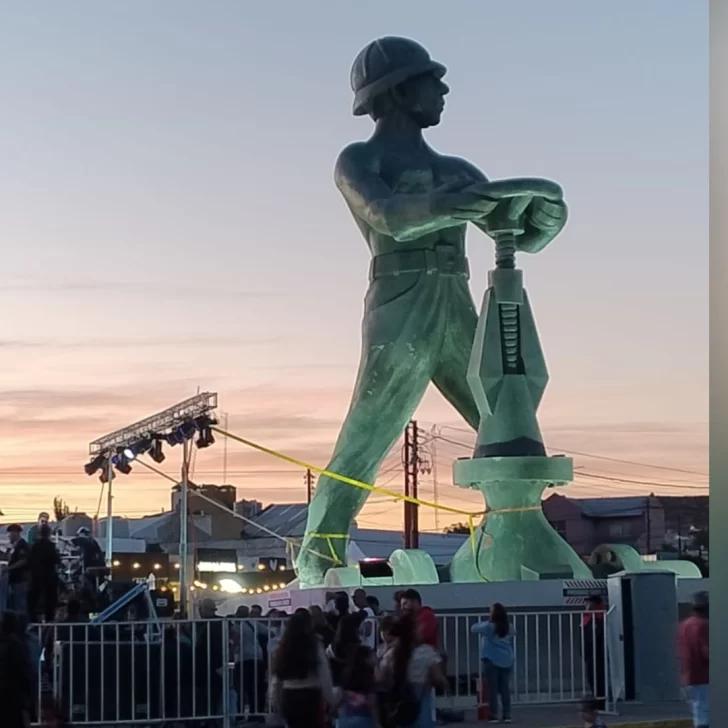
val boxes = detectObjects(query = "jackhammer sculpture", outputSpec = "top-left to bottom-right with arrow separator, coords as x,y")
296,36 -> 589,587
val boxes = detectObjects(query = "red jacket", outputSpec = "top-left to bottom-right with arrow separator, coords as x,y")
677,615 -> 709,686
417,606 -> 438,648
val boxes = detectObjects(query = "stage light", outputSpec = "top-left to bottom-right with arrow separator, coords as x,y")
99,463 -> 115,484
84,453 -> 107,476
164,430 -> 183,446
196,426 -> 215,449
112,560 -> 121,567
177,421 -> 196,440
149,439 -> 165,463
132,562 -> 141,570
124,437 -> 152,461
114,454 -> 132,475
153,563 -> 161,570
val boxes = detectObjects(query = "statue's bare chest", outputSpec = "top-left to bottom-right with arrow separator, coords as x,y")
378,153 -> 466,194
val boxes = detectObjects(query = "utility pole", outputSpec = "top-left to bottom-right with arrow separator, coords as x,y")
305,469 -> 315,504
403,420 -> 420,549
403,426 -> 411,548
645,493 -> 652,555
430,425 -> 439,532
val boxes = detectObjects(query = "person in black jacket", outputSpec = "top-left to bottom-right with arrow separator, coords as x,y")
0,611 -> 33,727
27,525 -> 61,623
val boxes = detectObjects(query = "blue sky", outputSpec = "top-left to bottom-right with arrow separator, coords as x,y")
0,1 -> 708,525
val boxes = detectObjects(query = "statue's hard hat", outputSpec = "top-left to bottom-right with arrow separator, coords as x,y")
350,36 -> 446,116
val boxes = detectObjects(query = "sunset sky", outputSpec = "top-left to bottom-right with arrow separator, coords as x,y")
0,1 -> 708,530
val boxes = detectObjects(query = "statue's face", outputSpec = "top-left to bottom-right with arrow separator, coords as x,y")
402,72 -> 449,128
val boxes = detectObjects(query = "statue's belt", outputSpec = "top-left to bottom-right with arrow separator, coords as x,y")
369,245 -> 469,281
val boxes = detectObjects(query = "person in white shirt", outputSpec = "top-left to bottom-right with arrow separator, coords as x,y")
353,588 -> 377,650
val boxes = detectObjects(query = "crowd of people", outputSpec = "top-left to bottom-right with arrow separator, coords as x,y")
269,588 -> 449,728
0,513 -> 709,728
2,519 -> 62,623
1,516 -> 107,625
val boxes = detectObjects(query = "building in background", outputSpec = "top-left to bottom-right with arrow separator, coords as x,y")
542,494 -> 666,557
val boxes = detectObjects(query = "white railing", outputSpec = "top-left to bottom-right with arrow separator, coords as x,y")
440,610 -> 612,709
26,610 -> 611,725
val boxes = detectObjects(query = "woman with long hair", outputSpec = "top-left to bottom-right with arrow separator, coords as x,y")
310,604 -> 335,647
376,614 -> 447,728
334,616 -> 377,728
471,602 -> 515,724
328,612 -> 365,687
272,609 -> 336,728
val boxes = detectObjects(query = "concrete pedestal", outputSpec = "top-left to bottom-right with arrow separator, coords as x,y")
449,456 -> 591,581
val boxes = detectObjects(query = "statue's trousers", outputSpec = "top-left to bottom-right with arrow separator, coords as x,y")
297,252 -> 480,585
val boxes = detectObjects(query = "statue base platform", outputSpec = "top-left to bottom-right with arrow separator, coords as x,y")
448,455 -> 592,582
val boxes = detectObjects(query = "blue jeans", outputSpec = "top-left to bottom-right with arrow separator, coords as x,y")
7,581 -> 28,615
686,684 -> 709,727
336,714 -> 374,728
483,659 -> 512,721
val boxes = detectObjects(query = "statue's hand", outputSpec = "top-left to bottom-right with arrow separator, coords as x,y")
526,196 -> 567,232
430,180 -> 501,220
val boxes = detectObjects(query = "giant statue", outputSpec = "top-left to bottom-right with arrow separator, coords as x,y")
297,36 -> 589,587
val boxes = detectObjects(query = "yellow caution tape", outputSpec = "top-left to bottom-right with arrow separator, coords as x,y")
210,426 -> 549,583
211,426 -> 475,517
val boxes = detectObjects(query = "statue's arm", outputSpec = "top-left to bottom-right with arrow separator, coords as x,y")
457,159 -> 569,253
334,145 -> 464,242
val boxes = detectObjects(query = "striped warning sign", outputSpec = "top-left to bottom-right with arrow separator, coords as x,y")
562,579 -> 608,606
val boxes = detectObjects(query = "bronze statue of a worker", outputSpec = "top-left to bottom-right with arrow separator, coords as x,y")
296,37 -> 567,586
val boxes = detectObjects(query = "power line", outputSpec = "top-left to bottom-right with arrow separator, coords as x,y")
578,471 -> 707,491
433,426 -> 708,477
431,433 -> 707,488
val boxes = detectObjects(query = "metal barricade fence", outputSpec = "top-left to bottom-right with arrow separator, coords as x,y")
27,609 -> 611,725
440,610 -> 612,710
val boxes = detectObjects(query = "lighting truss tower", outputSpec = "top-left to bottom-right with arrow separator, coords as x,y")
85,392 -> 218,612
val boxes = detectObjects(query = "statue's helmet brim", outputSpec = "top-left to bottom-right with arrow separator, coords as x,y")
352,61 -> 446,116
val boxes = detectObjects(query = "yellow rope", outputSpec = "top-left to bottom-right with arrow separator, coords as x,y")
203,426 -> 548,582
134,458 -> 340,566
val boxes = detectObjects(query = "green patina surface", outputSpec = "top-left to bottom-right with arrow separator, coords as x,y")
297,36 -> 582,587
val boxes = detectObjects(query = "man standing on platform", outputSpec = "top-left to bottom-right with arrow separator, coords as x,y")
28,525 -> 60,623
27,512 -> 50,547
3,525 -> 30,614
